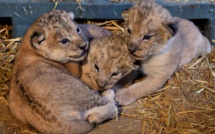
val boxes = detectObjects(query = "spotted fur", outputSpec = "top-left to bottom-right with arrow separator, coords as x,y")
64,23 -> 112,79
81,35 -> 139,92
9,10 -> 117,134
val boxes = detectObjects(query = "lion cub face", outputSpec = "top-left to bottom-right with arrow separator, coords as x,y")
28,10 -> 88,63
122,2 -> 175,60
81,35 -> 138,91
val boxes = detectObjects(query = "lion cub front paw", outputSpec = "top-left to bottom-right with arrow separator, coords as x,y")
86,112 -> 101,124
115,89 -> 136,106
85,89 -> 118,124
102,89 -> 115,101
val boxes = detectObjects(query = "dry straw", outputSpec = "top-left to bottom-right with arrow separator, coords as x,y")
0,1 -> 215,133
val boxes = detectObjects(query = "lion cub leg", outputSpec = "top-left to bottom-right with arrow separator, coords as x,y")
115,72 -> 173,106
85,89 -> 118,124
115,51 -> 180,106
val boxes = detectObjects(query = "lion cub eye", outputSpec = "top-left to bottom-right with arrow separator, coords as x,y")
127,29 -> 132,35
60,38 -> 69,44
142,35 -> 153,40
111,72 -> 120,77
94,63 -> 99,72
76,27 -> 81,34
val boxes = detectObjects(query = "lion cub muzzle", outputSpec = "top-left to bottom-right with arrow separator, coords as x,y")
127,42 -> 139,54
96,78 -> 109,89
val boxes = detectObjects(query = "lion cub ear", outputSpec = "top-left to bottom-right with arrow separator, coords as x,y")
121,9 -> 130,21
162,21 -> 178,37
30,29 -> 46,49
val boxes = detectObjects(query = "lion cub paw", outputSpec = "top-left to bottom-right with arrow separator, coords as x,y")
115,88 -> 137,106
102,89 -> 115,101
85,89 -> 118,124
86,112 -> 101,124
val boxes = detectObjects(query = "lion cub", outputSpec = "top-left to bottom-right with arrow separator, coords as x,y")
115,1 -> 212,106
9,10 -> 117,134
81,35 -> 139,92
64,24 -> 112,78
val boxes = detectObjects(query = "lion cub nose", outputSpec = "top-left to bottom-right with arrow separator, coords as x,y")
127,43 -> 138,53
97,79 -> 107,88
79,43 -> 88,50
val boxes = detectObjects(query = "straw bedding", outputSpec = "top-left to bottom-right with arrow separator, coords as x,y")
0,3 -> 215,134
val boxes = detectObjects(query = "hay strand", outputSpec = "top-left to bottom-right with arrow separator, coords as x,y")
0,16 -> 215,133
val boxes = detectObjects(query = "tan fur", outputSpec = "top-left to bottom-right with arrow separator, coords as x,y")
170,17 -> 211,66
79,24 -> 112,40
9,10 -> 117,134
81,35 -> 139,92
64,61 -> 81,78
115,1 -> 212,106
64,24 -> 112,78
